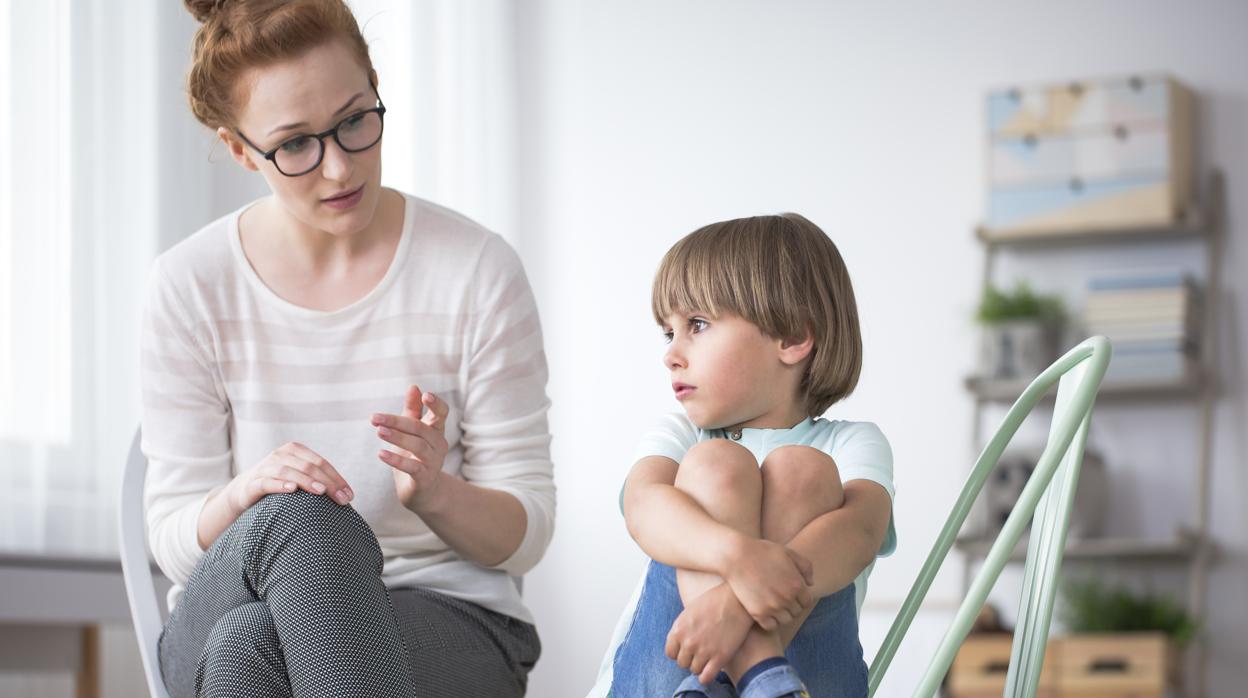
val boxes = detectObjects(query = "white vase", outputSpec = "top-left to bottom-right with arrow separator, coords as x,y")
979,319 -> 1058,380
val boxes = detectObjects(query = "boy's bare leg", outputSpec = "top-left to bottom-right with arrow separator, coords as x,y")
725,445 -> 846,682
672,439 -> 763,604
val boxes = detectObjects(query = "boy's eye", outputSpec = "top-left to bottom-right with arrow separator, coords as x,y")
661,329 -> 673,344
689,318 -> 709,333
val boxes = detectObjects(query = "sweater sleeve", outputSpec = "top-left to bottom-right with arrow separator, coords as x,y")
140,259 -> 233,586
458,235 -> 556,577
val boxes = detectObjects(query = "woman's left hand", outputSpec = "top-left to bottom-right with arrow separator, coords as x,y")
374,385 -> 450,513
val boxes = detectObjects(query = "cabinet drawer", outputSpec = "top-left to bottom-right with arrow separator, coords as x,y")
988,173 -> 1174,235
988,75 -> 1183,138
991,125 -> 1171,187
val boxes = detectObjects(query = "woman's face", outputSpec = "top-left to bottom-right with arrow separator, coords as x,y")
221,40 -> 383,237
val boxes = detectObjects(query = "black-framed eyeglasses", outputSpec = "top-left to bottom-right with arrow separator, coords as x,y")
236,94 -> 387,177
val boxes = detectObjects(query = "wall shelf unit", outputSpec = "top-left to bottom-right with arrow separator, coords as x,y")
960,168 -> 1224,698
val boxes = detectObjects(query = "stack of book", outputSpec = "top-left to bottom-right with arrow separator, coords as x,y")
1083,270 -> 1200,384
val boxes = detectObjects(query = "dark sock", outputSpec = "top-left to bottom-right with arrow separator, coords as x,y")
715,672 -> 733,686
737,657 -> 789,695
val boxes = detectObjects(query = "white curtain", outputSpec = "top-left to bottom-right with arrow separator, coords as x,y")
0,0 -> 518,557
353,0 -> 519,241
0,0 -> 158,557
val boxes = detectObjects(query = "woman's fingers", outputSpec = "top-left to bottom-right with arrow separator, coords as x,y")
247,476 -> 296,503
402,384 -> 423,419
378,448 -> 430,478
272,464 -> 333,497
280,443 -> 353,496
421,391 -> 449,432
372,414 -> 448,455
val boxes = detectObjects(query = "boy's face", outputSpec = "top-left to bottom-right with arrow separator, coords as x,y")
660,310 -> 808,431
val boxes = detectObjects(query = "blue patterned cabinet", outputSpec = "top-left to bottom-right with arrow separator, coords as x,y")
985,75 -> 1195,238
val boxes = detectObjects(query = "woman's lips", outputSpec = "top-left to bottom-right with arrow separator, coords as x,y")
322,184 -> 364,210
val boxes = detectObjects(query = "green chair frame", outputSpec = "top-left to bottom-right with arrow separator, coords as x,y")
868,335 -> 1112,697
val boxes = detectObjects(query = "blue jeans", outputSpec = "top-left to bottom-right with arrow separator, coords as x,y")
611,561 -> 868,698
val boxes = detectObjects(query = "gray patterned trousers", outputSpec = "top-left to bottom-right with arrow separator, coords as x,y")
157,490 -> 540,697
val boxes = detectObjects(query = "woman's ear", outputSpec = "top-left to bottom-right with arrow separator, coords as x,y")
778,330 -> 815,367
217,127 -> 260,172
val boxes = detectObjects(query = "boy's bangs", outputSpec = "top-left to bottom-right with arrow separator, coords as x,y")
651,243 -> 735,325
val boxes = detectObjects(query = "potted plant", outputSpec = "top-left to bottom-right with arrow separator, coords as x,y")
1055,577 -> 1195,694
1060,577 -> 1197,645
975,282 -> 1064,380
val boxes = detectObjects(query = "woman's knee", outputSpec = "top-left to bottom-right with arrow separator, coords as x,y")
247,490 -> 382,571
675,439 -> 760,497
760,445 -> 845,509
197,604 -> 285,687
254,490 -> 371,538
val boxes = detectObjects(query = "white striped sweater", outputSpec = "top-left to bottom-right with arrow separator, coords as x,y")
140,192 -> 554,623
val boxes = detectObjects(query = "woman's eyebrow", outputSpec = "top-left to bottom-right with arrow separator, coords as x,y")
267,92 -> 365,138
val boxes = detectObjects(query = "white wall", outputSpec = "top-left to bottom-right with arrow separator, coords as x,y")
513,2 -> 1248,696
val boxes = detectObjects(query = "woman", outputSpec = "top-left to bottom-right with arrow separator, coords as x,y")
142,1 -> 554,695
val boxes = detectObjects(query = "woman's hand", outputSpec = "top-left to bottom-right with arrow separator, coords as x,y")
723,537 -> 815,630
666,582 -> 754,686
224,442 -> 354,516
375,384 -> 451,513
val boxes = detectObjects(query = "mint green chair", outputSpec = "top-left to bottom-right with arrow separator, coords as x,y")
868,335 -> 1112,697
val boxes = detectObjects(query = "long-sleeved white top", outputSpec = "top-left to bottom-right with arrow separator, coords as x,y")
140,192 -> 555,623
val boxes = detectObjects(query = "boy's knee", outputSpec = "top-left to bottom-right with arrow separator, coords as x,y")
677,439 -> 759,492
761,445 -> 844,505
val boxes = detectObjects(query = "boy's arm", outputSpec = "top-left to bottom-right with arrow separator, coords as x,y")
785,479 -> 893,597
622,455 -> 742,575
623,455 -> 815,628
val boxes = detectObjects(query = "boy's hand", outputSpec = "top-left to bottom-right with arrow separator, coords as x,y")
724,537 -> 814,630
666,583 -> 753,685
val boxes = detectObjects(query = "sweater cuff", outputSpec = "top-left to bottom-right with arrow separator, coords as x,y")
164,489 -> 217,585
486,487 -> 553,577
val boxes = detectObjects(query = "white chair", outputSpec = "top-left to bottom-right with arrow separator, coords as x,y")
119,427 -> 171,698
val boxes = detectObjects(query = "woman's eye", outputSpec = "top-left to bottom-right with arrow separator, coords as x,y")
340,113 -> 366,131
279,136 -> 313,154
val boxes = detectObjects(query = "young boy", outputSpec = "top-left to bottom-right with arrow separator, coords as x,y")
591,214 -> 897,698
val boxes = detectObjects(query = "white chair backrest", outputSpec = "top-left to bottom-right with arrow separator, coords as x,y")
119,427 -> 171,698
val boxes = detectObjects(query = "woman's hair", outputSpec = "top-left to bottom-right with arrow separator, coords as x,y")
184,0 -> 376,129
652,213 -> 863,416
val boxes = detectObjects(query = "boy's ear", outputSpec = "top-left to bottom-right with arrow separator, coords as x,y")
777,330 -> 814,367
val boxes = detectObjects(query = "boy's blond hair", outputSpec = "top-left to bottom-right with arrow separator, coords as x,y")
652,213 -> 862,416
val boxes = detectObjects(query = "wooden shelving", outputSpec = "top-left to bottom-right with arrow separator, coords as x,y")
954,528 -> 1211,564
962,172 -> 1223,693
964,373 -> 1203,403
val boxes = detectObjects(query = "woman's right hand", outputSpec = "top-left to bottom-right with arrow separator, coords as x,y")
723,537 -> 815,630
224,442 -> 354,515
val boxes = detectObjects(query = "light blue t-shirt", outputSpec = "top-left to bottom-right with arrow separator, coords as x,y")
589,413 -> 897,696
